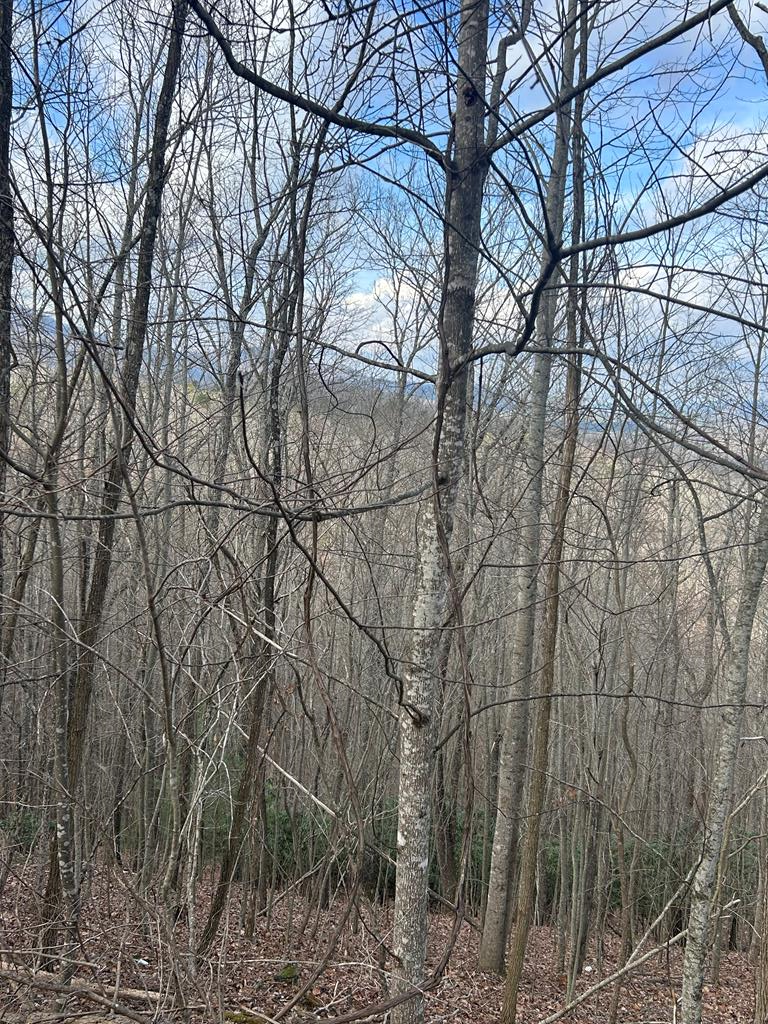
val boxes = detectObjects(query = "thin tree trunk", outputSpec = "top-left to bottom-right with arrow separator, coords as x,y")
501,352 -> 581,1022
479,0 -> 575,971
500,14 -> 583,1010
680,493 -> 768,1024
0,0 -> 12,691
390,3 -> 489,1021
40,0 -> 188,940
755,837 -> 768,1022
66,0 -> 188,792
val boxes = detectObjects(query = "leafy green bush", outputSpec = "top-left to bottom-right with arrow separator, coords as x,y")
0,809 -> 41,852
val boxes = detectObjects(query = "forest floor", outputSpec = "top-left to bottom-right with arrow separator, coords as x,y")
0,869 -> 754,1023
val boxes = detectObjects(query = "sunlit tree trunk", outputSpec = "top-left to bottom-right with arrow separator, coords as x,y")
391,3 -> 489,1021
481,0 -> 580,977
501,5 -> 583,1012
0,0 -> 12,680
756,843 -> 768,1023
680,493 -> 768,1024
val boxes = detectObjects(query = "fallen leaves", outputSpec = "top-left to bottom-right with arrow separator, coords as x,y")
0,868 -> 756,1023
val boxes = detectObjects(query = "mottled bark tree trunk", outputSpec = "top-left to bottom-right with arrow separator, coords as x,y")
756,845 -> 768,1023
0,0 -> 12,690
391,3 -> 489,1021
680,493 -> 768,1024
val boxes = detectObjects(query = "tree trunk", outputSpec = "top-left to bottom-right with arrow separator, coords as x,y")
680,494 -> 768,1024
390,3 -> 489,1021
479,0 -> 578,973
0,0 -> 12,688
41,0 -> 188,937
756,840 -> 768,1023
500,10 -> 583,1009
66,0 -> 188,792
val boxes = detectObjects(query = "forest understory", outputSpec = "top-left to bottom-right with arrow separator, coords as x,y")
6,0 -> 768,1023
0,869 -> 752,1024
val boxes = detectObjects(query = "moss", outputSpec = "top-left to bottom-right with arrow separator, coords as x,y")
224,1012 -> 269,1024
273,962 -> 300,982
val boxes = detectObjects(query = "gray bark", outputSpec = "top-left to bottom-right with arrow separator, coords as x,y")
680,492 -> 768,1024
391,2 -> 490,1021
480,0 -> 579,973
0,0 -> 12,687
67,0 -> 188,790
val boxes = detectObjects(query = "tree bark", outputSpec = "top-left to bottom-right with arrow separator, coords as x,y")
756,839 -> 768,1023
479,0 -> 577,972
391,3 -> 489,1021
66,0 -> 188,790
501,8 -> 583,1010
41,0 -> 188,937
0,0 -> 12,691
680,493 -> 768,1024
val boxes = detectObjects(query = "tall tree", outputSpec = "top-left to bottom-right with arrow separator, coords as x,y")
41,0 -> 190,939
390,3 -> 490,1017
0,0 -> 12,684
680,494 -> 768,1023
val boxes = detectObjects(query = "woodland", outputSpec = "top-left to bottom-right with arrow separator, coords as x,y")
3,0 -> 768,1023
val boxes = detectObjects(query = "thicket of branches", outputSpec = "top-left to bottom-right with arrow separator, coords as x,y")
3,1 -> 768,1022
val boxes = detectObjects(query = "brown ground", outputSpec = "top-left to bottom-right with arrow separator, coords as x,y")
0,869 -> 753,1023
